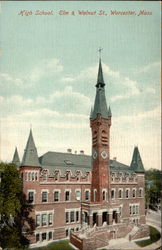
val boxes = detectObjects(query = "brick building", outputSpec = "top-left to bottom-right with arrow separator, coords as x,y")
12,58 -> 148,248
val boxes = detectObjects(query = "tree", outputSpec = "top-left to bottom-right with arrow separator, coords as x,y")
145,168 -> 162,210
0,163 -> 35,249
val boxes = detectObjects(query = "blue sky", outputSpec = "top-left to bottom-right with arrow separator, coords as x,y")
0,1 -> 161,170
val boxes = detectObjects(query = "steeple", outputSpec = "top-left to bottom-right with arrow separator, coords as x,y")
21,129 -> 40,167
130,146 -> 145,173
12,147 -> 20,166
90,58 -> 111,120
96,59 -> 105,88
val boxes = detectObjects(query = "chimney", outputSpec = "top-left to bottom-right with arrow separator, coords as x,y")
67,149 -> 72,153
113,157 -> 117,161
80,150 -> 84,155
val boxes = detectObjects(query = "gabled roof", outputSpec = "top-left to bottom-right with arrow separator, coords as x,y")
21,129 -> 40,167
39,151 -> 134,175
12,147 -> 20,166
130,146 -> 145,173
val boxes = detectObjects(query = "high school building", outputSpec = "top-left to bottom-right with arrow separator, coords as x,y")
12,58 -> 149,249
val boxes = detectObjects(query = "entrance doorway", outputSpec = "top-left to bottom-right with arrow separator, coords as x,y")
93,213 -> 97,226
102,212 -> 107,224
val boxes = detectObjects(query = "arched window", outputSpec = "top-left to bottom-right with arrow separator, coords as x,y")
94,190 -> 97,201
111,189 -> 115,199
25,172 -> 28,181
133,189 -> 136,198
126,189 -> 129,198
75,190 -> 81,200
102,190 -> 106,201
139,188 -> 143,197
28,172 -> 31,181
55,172 -> 59,181
85,190 -> 90,200
66,172 -> 70,181
32,172 -> 35,181
35,172 -> 38,181
118,189 -> 122,199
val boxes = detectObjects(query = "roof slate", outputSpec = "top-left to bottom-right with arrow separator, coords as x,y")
12,147 -> 20,166
39,151 -> 135,175
130,146 -> 145,173
91,60 -> 111,120
21,129 -> 41,167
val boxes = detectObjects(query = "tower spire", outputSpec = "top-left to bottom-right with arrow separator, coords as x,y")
96,48 -> 105,88
12,147 -> 20,166
90,51 -> 109,120
21,129 -> 40,167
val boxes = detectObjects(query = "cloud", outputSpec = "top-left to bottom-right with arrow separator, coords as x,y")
146,87 -> 156,94
28,58 -> 63,83
114,106 -> 160,124
137,61 -> 161,74
0,58 -> 63,89
0,86 -> 91,116
0,73 -> 24,87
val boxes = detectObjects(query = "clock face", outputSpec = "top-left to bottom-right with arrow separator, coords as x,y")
101,150 -> 108,159
92,150 -> 98,159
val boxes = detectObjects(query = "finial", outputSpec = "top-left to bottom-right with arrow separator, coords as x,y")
30,124 -> 32,130
98,47 -> 103,59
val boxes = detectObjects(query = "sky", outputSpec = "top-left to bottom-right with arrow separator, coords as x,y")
0,1 -> 161,170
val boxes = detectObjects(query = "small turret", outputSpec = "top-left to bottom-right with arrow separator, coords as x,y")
12,147 -> 20,166
21,129 -> 40,167
130,146 -> 145,173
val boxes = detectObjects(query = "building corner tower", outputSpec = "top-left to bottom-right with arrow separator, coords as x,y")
90,58 -> 112,203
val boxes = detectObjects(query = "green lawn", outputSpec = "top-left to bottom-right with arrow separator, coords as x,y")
32,240 -> 74,250
135,226 -> 161,247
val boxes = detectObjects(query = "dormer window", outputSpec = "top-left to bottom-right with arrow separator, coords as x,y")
66,172 -> 70,181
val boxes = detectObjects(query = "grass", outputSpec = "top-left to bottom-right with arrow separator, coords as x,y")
135,226 -> 161,247
32,240 -> 74,250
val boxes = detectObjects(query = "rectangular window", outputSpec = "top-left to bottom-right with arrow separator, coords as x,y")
42,232 -> 46,241
70,211 -> 75,222
130,206 -> 132,215
54,191 -> 59,202
42,214 -> 47,226
75,190 -> 81,200
136,205 -> 139,214
66,229 -> 69,237
28,191 -> 34,203
76,211 -> 79,222
42,191 -> 48,202
66,212 -> 69,223
36,233 -> 40,242
133,205 -> 136,215
48,232 -> 52,240
36,214 -> 41,227
65,191 -> 70,201
48,213 -> 53,225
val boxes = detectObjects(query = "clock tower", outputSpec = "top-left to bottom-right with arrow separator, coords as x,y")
90,58 -> 112,203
